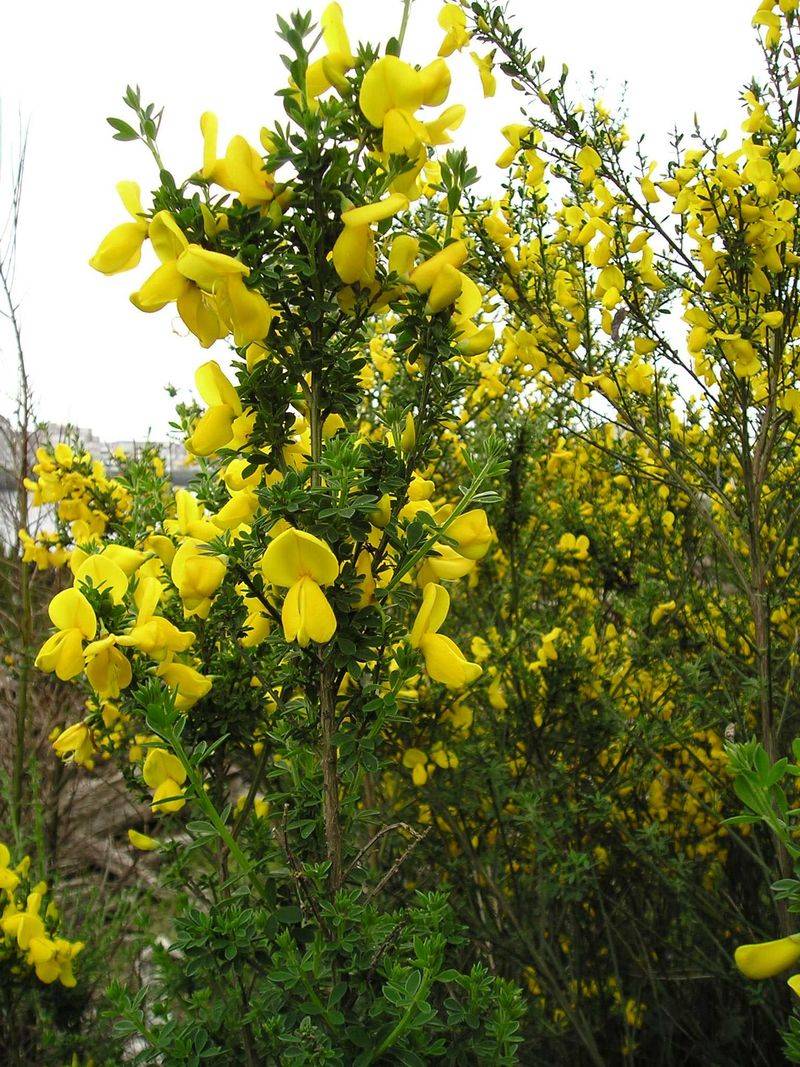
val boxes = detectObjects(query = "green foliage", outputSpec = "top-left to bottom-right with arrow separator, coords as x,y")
107,889 -> 524,1065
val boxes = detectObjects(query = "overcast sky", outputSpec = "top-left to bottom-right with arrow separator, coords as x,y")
0,0 -> 758,442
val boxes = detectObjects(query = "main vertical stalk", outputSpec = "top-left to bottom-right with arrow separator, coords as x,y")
309,374 -> 342,890
319,664 -> 342,889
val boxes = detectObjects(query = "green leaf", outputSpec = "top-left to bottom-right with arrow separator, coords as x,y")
106,117 -> 138,142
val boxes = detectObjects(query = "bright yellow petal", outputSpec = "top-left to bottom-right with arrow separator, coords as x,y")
426,262 -> 463,313
389,234 -> 419,276
282,576 -> 337,645
359,56 -> 424,126
200,112 -> 219,179
35,630 -> 85,680
262,527 -> 339,588
151,778 -> 186,813
187,405 -> 235,456
447,509 -> 492,560
341,193 -> 409,228
735,936 -> 800,980
177,245 -> 249,290
425,544 -> 476,580
215,276 -> 274,346
321,2 -> 353,62
306,57 -> 333,98
382,109 -> 427,156
142,747 -> 187,789
409,240 -> 468,293
127,829 -> 160,851
74,554 -> 129,605
223,135 -> 273,205
48,588 -> 97,638
177,288 -> 226,348
419,59 -> 451,106
117,180 -> 144,219
420,632 -> 482,689
148,211 -> 189,264
131,262 -> 190,312
332,224 -> 375,285
104,545 -> 149,576
195,360 -> 241,411
426,104 -> 466,146
410,582 -> 450,646
89,223 -> 147,275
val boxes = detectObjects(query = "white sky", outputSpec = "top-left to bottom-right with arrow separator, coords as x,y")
0,0 -> 758,442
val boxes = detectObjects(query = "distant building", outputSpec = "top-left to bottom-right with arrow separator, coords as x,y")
0,415 -> 198,489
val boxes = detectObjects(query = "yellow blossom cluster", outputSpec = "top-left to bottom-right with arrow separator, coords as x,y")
1,843 -> 83,988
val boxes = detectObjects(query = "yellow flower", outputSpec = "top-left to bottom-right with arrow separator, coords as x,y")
118,614 -> 195,662
360,55 -> 451,157
2,891 -> 45,950
470,50 -> 496,97
575,145 -> 602,185
238,589 -> 272,648
651,600 -> 677,626
261,527 -> 339,646
186,361 -> 242,456
340,193 -> 410,229
332,224 -> 376,286
409,240 -> 467,294
177,245 -> 273,346
73,552 -> 129,605
735,934 -> 800,979
426,262 -> 463,313
171,538 -> 227,619
142,747 -> 187,813
438,4 -> 470,56
410,583 -> 482,689
27,935 -> 83,987
35,589 -> 97,681
156,660 -> 213,711
447,509 -> 492,560
84,635 -> 133,699
89,181 -> 148,274
624,359 -> 654,396
332,192 -> 409,285
52,722 -> 96,767
199,112 -> 275,207
127,829 -> 160,851
389,234 -> 419,276
496,124 -> 529,168
213,488 -> 259,533
104,544 -> 149,576
130,211 -> 191,310
403,748 -> 429,786
306,2 -> 355,98
0,843 -> 21,893
420,544 -> 475,584
164,489 -> 220,542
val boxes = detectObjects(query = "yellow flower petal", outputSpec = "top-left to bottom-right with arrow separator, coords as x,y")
420,632 -> 482,689
333,224 -> 375,285
48,588 -> 97,638
89,223 -> 147,275
142,747 -> 187,790
359,56 -> 424,127
282,575 -> 337,646
74,554 -> 129,605
735,935 -> 800,979
341,192 -> 409,228
177,245 -> 249,290
410,582 -> 450,646
262,527 -> 339,587
127,829 -> 161,851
